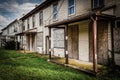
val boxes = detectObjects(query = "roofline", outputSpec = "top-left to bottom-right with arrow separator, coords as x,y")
1,19 -> 18,31
20,0 -> 58,20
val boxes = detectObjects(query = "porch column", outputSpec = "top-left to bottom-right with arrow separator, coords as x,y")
65,24 -> 68,64
15,35 -> 17,50
23,34 -> 26,53
30,34 -> 32,51
92,16 -> 98,73
110,21 -> 115,65
49,27 -> 51,60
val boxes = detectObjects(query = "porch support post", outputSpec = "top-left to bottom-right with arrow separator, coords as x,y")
15,35 -> 17,50
92,16 -> 98,73
65,24 -> 68,64
30,34 -> 32,51
110,21 -> 115,65
24,33 -> 26,53
49,27 -> 51,60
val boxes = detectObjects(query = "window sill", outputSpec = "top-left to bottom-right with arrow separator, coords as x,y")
53,19 -> 58,22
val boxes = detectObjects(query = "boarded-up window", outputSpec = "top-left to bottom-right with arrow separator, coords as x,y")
23,36 -> 26,45
37,32 -> 43,47
53,29 -> 64,48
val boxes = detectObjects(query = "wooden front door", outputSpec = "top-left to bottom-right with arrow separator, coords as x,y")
68,25 -> 79,59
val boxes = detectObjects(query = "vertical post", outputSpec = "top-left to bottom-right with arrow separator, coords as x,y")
65,24 -> 68,64
49,27 -> 51,60
93,17 -> 98,73
110,21 -> 115,66
30,34 -> 32,51
15,35 -> 18,50
24,33 -> 26,53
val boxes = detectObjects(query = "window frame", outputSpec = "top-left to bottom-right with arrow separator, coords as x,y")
22,20 -> 25,31
39,11 -> 43,26
92,0 -> 104,9
27,18 -> 29,30
32,15 -> 35,28
68,0 -> 75,16
53,3 -> 58,20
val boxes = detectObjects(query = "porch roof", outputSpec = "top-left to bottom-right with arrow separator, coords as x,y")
46,12 -> 116,28
23,28 -> 37,34
15,32 -> 24,35
46,12 -> 95,27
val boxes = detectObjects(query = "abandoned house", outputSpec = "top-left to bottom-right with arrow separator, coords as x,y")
1,0 -> 120,73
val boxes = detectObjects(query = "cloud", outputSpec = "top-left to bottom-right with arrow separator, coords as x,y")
0,1 -> 37,15
0,1 -> 38,30
0,15 -> 11,29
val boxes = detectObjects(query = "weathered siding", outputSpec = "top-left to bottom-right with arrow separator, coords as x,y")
76,0 -> 91,16
97,20 -> 108,64
114,27 -> 120,66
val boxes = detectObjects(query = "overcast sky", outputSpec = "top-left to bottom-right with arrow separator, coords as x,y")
0,0 -> 42,30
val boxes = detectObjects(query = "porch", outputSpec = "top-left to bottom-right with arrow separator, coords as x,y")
23,29 -> 37,52
50,57 -> 104,73
46,12 -> 115,73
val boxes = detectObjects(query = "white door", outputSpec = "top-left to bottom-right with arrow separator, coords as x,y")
79,21 -> 89,61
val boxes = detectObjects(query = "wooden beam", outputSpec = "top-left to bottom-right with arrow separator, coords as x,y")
65,24 -> 68,64
92,16 -> 98,73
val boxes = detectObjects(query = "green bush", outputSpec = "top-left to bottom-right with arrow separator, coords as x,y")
5,41 -> 16,50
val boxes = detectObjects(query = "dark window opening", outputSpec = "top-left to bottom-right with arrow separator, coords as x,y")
39,11 -> 43,26
33,15 -> 35,28
92,0 -> 104,9
117,21 -> 120,28
27,18 -> 29,29
22,21 -> 25,31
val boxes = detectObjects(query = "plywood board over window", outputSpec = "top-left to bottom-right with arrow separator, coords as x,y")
37,32 -> 43,47
53,28 -> 64,48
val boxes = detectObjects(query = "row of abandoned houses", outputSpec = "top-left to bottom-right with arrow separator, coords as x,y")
0,0 -> 120,73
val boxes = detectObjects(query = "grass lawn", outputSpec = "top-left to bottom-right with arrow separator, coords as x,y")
0,49 -> 95,80
0,49 -> 120,80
